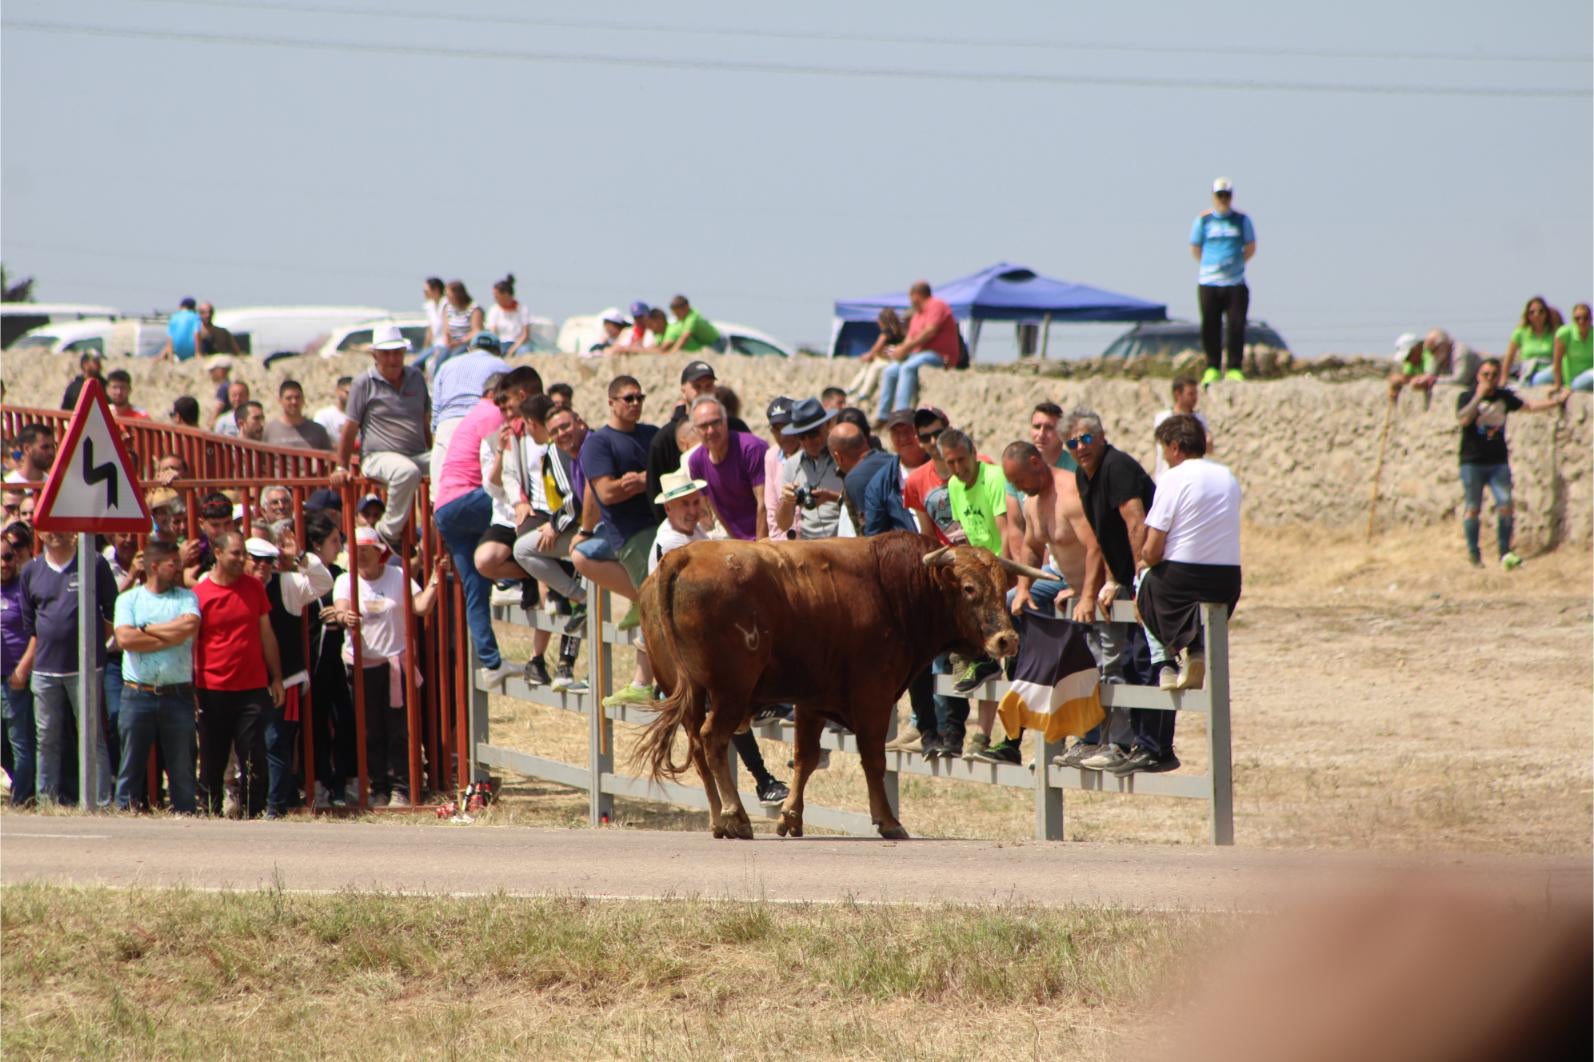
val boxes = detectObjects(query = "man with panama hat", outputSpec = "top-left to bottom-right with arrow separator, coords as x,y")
775,397 -> 843,539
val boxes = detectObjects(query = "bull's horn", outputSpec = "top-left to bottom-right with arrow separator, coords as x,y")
921,546 -> 954,567
997,556 -> 1053,582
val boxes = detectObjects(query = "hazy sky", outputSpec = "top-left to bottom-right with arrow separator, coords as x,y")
3,0 -> 1590,361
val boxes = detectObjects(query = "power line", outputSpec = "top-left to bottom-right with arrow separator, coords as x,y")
130,0 -> 1594,66
6,19 -> 1588,99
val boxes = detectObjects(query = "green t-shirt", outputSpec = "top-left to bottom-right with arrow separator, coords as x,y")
1511,325 -> 1556,365
662,310 -> 721,353
946,461 -> 1008,555
1556,323 -> 1593,381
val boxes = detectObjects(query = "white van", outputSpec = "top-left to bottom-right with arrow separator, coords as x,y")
2,302 -> 121,350
5,312 -> 168,359
211,305 -> 391,358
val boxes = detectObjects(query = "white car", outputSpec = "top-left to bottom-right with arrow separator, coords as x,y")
212,305 -> 391,358
314,314 -> 559,359
557,314 -> 793,357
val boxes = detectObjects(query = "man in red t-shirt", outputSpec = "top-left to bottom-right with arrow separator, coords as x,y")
875,281 -> 962,423
193,531 -> 283,818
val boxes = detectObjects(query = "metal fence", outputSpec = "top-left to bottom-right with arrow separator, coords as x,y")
471,592 -> 1235,844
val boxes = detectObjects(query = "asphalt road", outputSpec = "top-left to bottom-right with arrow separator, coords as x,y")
3,818 -> 1588,912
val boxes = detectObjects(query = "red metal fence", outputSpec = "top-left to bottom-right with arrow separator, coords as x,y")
2,403 -> 467,813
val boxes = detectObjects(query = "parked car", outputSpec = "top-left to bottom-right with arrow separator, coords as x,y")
6,315 -> 168,358
1100,319 -> 1290,360
2,302 -> 121,349
312,314 -> 559,359
556,314 -> 793,357
211,305 -> 390,358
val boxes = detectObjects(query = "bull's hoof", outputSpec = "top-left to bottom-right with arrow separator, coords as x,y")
712,823 -> 728,839
776,810 -> 804,838
723,815 -> 755,840
878,824 -> 911,841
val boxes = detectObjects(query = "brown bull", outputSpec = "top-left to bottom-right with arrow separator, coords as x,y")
634,531 -> 1034,840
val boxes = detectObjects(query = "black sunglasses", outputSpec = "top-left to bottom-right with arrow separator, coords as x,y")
917,428 -> 944,444
614,392 -> 645,404
1064,433 -> 1095,450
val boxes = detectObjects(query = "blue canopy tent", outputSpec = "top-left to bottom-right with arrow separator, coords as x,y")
830,262 -> 1167,360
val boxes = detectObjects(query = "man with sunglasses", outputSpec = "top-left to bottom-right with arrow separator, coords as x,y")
1456,358 -> 1567,569
571,376 -> 660,626
775,397 -> 844,540
1190,177 -> 1257,385
1058,410 -> 1158,774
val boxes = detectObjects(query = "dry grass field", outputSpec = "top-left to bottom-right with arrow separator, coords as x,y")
0,884 -> 1212,1060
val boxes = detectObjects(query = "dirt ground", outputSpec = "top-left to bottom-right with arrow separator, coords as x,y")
473,524 -> 1591,855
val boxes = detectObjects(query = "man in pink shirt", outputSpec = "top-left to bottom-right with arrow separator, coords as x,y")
875,281 -> 962,424
431,366 -> 541,687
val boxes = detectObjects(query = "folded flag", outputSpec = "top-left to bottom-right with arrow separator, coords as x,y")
997,613 -> 1104,743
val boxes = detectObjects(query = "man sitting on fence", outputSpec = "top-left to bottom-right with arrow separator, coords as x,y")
511,401 -> 588,692
331,528 -> 443,808
332,323 -> 433,552
570,375 -> 659,630
429,332 -> 511,476
1124,413 -> 1243,777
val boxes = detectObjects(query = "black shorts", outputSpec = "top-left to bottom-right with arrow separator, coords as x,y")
478,523 -> 517,549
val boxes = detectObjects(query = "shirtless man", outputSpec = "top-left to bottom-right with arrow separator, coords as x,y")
1001,441 -> 1102,622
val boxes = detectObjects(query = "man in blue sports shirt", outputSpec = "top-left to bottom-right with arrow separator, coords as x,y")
1189,177 -> 1257,385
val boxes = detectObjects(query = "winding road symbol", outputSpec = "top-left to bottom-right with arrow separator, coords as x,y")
80,438 -> 118,509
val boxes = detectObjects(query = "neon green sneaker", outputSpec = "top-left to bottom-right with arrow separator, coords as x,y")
1500,551 -> 1523,571
1224,368 -> 1245,382
602,683 -> 655,709
1200,367 -> 1220,386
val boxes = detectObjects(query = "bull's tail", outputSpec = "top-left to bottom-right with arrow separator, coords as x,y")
629,558 -> 700,781
631,678 -> 702,781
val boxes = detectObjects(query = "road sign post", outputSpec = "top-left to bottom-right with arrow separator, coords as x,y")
32,379 -> 151,812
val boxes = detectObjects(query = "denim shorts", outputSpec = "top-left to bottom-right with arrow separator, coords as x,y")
573,535 -> 618,563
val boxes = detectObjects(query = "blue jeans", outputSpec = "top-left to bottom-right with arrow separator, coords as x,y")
876,351 -> 945,420
103,660 -> 124,774
116,686 -> 197,813
435,488 -> 502,669
930,653 -> 969,745
1459,462 -> 1512,513
1529,366 -> 1594,391
1006,567 -> 1067,618
264,694 -> 299,815
33,670 -> 112,807
3,680 -> 36,805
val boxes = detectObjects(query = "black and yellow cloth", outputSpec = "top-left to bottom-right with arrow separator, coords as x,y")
997,614 -> 1104,743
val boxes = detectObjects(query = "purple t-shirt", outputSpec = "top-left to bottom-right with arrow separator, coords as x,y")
686,431 -> 769,541
1,577 -> 27,678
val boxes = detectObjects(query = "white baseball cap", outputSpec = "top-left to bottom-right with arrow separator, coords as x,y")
370,322 -> 411,352
244,536 -> 280,560
1212,177 -> 1234,194
599,306 -> 630,327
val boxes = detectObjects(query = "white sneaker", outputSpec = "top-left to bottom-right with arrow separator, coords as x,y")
387,791 -> 411,808
477,663 -> 515,689
489,585 -> 521,606
313,782 -> 332,809
1176,650 -> 1205,691
1157,664 -> 1179,691
551,666 -> 589,693
884,726 -> 922,753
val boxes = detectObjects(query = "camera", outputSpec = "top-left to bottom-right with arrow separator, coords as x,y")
793,486 -> 818,510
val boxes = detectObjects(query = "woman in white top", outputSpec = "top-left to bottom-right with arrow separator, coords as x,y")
415,276 -> 448,372
485,274 -> 533,356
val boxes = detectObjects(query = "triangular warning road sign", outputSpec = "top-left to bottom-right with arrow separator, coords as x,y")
32,378 -> 153,533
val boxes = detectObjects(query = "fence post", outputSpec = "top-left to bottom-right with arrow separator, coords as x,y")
587,583 -> 614,825
1032,731 -> 1064,840
467,621 -> 490,784
1205,605 -> 1235,846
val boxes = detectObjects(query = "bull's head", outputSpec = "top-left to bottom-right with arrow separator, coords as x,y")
922,545 -> 1039,661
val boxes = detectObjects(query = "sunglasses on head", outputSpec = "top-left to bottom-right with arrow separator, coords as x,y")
614,392 -> 645,404
1065,433 -> 1096,450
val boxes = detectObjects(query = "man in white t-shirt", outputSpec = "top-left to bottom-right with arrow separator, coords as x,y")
330,527 -> 442,806
612,470 -> 790,806
314,376 -> 354,441
1126,413 -> 1242,777
1151,376 -> 1213,481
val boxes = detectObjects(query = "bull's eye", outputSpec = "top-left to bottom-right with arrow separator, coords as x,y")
963,584 -> 975,597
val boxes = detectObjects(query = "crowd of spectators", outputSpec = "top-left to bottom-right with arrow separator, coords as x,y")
2,260 -> 1586,812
